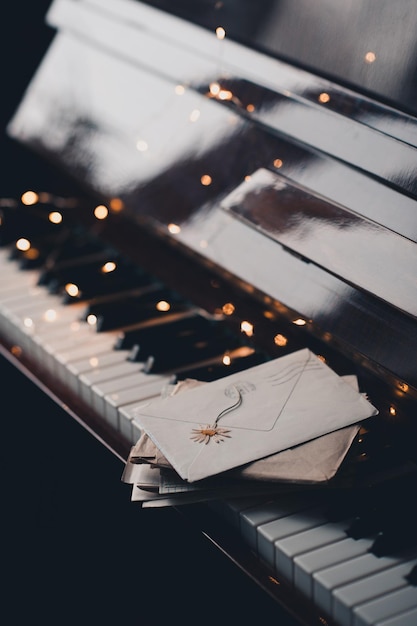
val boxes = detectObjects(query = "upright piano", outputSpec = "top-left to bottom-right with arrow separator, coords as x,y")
2,1 -> 417,625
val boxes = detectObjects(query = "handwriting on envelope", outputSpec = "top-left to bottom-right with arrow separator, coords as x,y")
132,349 -> 378,482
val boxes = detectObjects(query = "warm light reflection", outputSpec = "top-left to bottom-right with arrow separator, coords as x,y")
317,354 -> 326,363
274,334 -> 288,347
273,159 -> 283,169
209,82 -> 221,97
398,382 -> 409,393
43,309 -> 58,322
218,89 -> 233,101
89,357 -> 99,367
168,223 -> 181,234
244,175 -> 252,182
23,317 -> 34,328
87,314 -> 97,326
201,174 -> 212,186
293,318 -> 307,326
222,302 -> 235,315
11,345 -> 22,357
241,320 -> 254,336
189,109 -> 200,122
102,261 -> 116,273
24,247 -> 39,260
21,191 -> 38,205
110,198 -> 124,213
65,283 -> 79,297
246,104 -> 255,112
16,238 -> 30,251
216,26 -> 226,40
94,205 -> 109,220
199,240 -> 208,249
136,139 -> 148,152
49,211 -> 63,224
389,405 -> 397,416
222,353 -> 231,365
175,84 -> 185,95
156,300 -> 170,312
318,92 -> 330,103
364,51 -> 376,63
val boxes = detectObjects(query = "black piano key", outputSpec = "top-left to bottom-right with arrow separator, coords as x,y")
406,564 -> 417,585
44,255 -> 150,303
175,349 -> 266,382
85,287 -> 190,331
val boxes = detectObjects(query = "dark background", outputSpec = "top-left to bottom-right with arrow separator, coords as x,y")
0,4 -> 298,625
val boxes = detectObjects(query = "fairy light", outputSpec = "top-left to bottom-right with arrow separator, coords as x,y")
318,92 -> 330,103
175,84 -> 185,95
16,238 -> 30,251
101,261 -> 116,273
87,314 -> 97,326
241,320 -> 254,336
222,303 -> 235,315
216,26 -> 226,40
273,159 -> 283,169
246,103 -> 255,112
293,317 -> 307,326
21,190 -> 38,205
389,405 -> 397,417
65,283 -> 79,297
156,300 -> 170,312
274,334 -> 288,347
168,223 -> 181,234
23,317 -> 34,328
94,204 -> 108,220
48,211 -> 63,224
222,353 -> 231,365
200,174 -> 212,186
364,51 -> 376,63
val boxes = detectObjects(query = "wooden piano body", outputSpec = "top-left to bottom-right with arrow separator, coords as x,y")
2,1 -> 417,624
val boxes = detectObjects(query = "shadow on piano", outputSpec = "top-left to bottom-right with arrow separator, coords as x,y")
2,2 -> 417,625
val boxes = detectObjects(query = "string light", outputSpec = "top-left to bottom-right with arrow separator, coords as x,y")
94,205 -> 109,220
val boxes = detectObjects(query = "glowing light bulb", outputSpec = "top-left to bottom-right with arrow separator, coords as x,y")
48,211 -> 63,224
21,191 -> 38,205
94,205 -> 108,220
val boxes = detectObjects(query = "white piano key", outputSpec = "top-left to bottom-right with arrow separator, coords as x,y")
239,490 -> 320,551
354,585 -> 417,626
66,349 -> 130,394
333,556 -> 417,626
378,606 -> 417,626
257,504 -> 328,569
91,369 -> 165,417
313,549 -> 409,618
104,377 -> 168,429
294,537 -> 374,600
78,358 -> 146,406
274,518 -> 350,584
54,336 -> 121,384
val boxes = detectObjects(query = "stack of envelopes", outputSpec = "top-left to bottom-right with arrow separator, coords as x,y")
122,348 -> 378,507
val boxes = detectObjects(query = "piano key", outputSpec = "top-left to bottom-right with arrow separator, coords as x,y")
86,286 -> 190,332
273,518 -> 351,584
91,369 -> 166,418
353,585 -> 417,626
104,378 -> 170,432
257,504 -> 329,569
78,358 -> 148,406
239,490 -> 322,551
293,536 -> 375,600
378,607 -> 417,626
65,349 -> 132,395
333,556 -> 417,626
313,548 -> 415,618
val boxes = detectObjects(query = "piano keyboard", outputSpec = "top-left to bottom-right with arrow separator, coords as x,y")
1,201 -> 417,626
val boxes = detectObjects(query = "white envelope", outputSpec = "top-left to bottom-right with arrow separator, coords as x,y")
132,348 -> 378,482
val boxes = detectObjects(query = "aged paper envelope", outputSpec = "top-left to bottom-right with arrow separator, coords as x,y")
132,349 -> 377,482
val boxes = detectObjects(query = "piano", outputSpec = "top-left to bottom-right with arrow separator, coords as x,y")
2,1 -> 417,624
